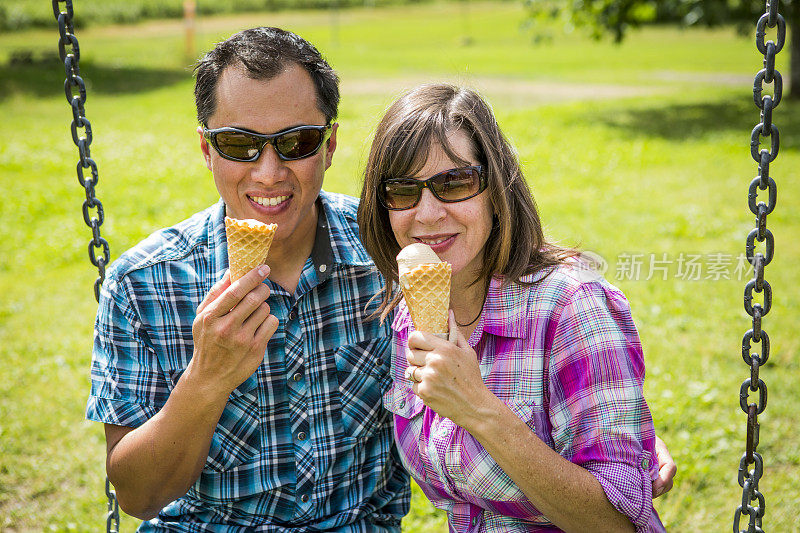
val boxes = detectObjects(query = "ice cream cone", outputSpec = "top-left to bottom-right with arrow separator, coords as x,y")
225,216 -> 277,282
399,261 -> 451,336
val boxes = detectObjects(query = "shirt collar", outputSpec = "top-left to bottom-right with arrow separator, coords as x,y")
480,276 -> 527,339
309,197 -> 334,283
210,199 -> 229,280
390,295 -> 411,332
318,190 -> 374,269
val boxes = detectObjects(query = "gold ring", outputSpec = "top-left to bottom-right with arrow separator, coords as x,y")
405,365 -> 421,383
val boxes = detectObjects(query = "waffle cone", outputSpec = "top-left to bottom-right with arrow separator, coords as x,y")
399,262 -> 451,335
225,217 -> 277,282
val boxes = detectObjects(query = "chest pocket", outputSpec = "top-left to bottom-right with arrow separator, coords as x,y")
333,337 -> 392,440
382,384 -> 427,481
166,368 -> 261,472
204,373 -> 262,472
154,278 -> 262,474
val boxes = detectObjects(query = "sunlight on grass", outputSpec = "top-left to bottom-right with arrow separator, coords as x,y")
1,1 -> 798,531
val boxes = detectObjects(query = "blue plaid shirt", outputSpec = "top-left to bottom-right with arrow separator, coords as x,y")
86,191 -> 410,532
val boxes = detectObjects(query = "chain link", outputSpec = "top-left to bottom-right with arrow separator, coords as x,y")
105,477 -> 121,533
52,2 -> 119,531
734,1 -> 783,531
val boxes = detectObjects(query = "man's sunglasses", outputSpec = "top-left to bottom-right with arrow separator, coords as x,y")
203,124 -> 332,162
378,165 -> 487,211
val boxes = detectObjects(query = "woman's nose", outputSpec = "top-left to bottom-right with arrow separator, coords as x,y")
414,188 -> 446,224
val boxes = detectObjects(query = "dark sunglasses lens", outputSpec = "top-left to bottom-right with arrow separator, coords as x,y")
431,167 -> 482,201
275,128 -> 323,159
214,131 -> 262,160
382,179 -> 421,209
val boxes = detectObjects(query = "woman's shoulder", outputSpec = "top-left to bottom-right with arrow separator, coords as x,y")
507,256 -> 609,297
487,256 -> 624,323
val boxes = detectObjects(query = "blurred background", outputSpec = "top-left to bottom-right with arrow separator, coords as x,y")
1,0 -> 798,531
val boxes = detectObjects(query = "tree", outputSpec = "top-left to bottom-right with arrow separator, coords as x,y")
525,0 -> 798,98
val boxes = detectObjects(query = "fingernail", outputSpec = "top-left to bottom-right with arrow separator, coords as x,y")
259,265 -> 269,276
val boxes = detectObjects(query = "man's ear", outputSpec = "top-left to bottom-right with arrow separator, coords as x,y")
324,122 -> 338,171
198,125 -> 212,171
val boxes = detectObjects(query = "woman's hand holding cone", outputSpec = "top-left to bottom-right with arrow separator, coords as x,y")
406,311 -> 492,429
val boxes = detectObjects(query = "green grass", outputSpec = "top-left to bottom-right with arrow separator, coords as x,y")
1,1 -> 799,531
2,0 -> 444,32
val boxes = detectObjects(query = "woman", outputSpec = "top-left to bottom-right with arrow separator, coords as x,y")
357,84 -> 667,532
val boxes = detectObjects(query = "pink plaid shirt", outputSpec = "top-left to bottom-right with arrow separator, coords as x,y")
384,263 -> 665,532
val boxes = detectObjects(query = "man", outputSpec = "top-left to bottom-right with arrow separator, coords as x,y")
86,26 -> 675,532
86,27 -> 407,531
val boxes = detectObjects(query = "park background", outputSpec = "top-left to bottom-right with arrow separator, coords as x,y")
1,0 -> 798,530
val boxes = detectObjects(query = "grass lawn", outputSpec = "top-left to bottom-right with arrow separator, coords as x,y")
1,1 -> 799,531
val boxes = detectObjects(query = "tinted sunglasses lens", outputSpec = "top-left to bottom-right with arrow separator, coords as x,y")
214,131 -> 262,160
431,167 -> 482,201
275,128 -> 323,159
382,179 -> 421,209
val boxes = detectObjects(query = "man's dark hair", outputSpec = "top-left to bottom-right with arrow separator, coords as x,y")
194,27 -> 340,126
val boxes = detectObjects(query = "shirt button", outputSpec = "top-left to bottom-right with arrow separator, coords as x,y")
319,264 -> 327,273
399,399 -> 406,408
471,515 -> 479,526
300,493 -> 309,503
297,431 -> 307,441
375,358 -> 383,366
292,372 -> 303,382
288,310 -> 296,320
641,456 -> 650,469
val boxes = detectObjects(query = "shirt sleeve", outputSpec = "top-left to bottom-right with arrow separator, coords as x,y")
85,273 -> 169,428
547,281 -> 658,532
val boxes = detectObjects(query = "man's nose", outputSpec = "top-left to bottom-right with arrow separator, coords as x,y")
250,143 -> 286,182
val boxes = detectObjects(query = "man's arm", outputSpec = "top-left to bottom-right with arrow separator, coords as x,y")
104,374 -> 229,518
105,266 -> 278,518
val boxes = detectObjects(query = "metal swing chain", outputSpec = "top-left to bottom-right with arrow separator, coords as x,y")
52,0 -> 111,303
734,1 -> 783,532
51,2 -> 120,532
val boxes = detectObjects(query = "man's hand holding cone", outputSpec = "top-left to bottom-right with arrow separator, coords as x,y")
188,217 -> 280,396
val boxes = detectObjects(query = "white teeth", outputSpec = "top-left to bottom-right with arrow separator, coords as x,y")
251,195 -> 289,207
419,237 -> 449,245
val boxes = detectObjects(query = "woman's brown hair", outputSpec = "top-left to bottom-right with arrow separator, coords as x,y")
357,84 -> 577,321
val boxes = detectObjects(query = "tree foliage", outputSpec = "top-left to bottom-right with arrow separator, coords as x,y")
526,0 -> 795,37
525,0 -> 798,96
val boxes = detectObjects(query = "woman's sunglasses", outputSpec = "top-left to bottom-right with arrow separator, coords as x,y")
203,123 -> 332,162
378,165 -> 487,211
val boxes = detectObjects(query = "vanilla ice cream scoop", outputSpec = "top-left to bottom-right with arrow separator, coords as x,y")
397,243 -> 442,278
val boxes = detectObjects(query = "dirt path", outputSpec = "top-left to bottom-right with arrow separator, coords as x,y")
342,75 -> 670,104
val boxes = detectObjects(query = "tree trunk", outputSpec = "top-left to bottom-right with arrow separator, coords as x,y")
790,7 -> 799,99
